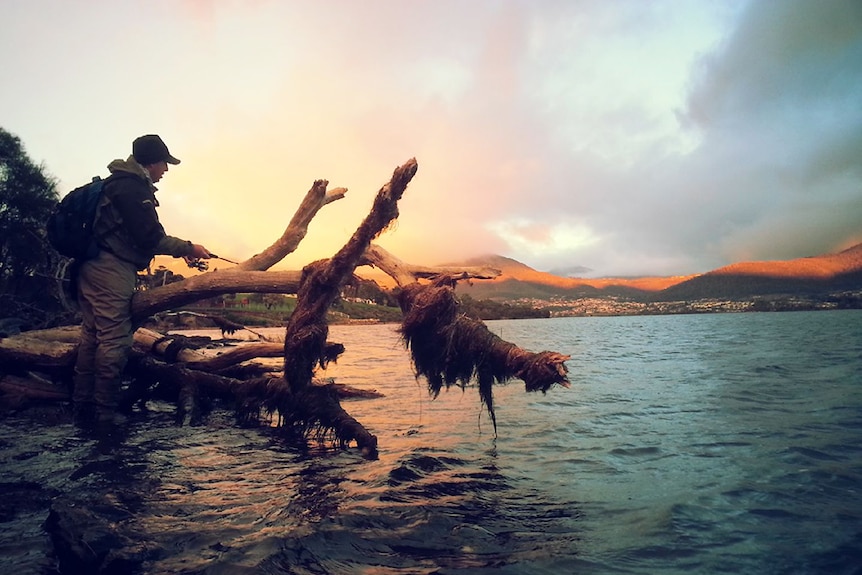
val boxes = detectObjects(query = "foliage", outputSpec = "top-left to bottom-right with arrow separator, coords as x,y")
141,266 -> 186,290
184,294 -> 404,327
0,127 -> 68,327
343,277 -> 399,307
335,299 -> 402,322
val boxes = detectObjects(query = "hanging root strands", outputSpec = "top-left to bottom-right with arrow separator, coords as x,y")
398,277 -> 570,433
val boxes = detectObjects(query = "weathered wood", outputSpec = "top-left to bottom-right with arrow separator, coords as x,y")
0,333 -> 77,372
134,327 -> 209,362
0,373 -> 69,407
133,327 -> 345,372
283,159 -> 419,390
130,179 -> 347,322
187,342 -> 285,371
128,351 -> 382,424
275,159 -> 419,458
11,325 -> 82,343
131,270 -> 303,324
361,243 -> 502,287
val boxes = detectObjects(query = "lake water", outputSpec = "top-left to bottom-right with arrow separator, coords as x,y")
2,310 -> 861,574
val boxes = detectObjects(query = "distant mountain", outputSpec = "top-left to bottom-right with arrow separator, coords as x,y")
451,254 -> 693,300
451,243 -> 862,302
655,242 -> 862,301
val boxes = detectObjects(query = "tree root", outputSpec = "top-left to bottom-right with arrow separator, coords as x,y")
398,277 -> 570,432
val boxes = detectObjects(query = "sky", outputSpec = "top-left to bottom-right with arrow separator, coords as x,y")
2,0 -> 861,278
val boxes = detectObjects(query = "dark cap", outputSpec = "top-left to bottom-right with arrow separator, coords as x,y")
132,134 -> 180,165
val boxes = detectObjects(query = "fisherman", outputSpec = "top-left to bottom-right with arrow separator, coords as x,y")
73,134 -> 212,430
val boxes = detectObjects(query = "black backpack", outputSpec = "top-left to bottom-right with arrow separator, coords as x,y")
46,176 -> 105,260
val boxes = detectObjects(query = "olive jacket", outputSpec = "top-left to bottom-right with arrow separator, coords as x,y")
93,156 -> 195,270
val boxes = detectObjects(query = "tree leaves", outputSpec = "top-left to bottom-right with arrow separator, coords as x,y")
0,127 -> 64,326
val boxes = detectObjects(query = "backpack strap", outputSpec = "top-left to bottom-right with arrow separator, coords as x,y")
92,173 -> 127,247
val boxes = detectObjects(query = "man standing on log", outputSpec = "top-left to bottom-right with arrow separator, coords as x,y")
73,134 -> 212,430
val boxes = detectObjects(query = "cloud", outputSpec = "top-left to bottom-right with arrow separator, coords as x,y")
489,0 -> 862,276
675,0 -> 862,265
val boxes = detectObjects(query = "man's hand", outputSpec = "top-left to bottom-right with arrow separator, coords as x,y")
189,244 -> 211,259
183,244 -> 213,269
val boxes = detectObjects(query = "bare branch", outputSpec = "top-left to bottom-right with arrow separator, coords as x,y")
361,243 -> 501,287
236,180 -> 347,272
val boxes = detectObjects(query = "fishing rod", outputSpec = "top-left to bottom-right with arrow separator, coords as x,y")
209,254 -> 239,265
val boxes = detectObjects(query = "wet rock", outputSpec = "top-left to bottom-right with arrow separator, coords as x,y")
45,498 -> 151,574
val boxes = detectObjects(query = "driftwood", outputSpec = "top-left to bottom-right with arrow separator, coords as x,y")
0,158 -> 571,458
0,326 -> 283,375
268,158 -> 419,457
0,332 -> 78,374
361,243 -> 502,285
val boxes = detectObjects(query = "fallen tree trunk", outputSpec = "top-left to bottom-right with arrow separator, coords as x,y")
2,158 -> 580,575
235,181 -> 346,272
0,332 -> 77,374
360,243 -> 502,287
131,270 -> 302,324
134,327 -> 293,371
0,327 -> 288,374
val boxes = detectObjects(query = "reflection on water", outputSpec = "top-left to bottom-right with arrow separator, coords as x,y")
1,312 -> 861,574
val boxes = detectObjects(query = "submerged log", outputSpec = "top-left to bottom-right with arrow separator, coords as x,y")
46,498 -> 149,574
128,351 -> 382,427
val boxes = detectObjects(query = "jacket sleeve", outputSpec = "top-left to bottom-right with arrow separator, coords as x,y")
155,235 -> 195,257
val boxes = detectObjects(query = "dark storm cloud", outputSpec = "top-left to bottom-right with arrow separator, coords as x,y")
504,0 -> 862,276
677,0 -> 862,264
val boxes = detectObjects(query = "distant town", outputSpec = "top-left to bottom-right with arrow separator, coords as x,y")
515,291 -> 862,317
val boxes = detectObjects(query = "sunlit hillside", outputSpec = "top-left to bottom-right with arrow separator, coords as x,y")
710,243 -> 862,278
451,255 -> 693,293
657,243 -> 862,301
